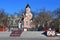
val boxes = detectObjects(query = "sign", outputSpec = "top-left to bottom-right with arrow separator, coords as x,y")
47,30 -> 56,37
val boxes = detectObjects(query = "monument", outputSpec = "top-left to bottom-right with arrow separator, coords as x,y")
23,4 -> 33,31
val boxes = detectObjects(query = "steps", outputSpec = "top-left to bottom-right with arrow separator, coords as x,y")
10,30 -> 23,37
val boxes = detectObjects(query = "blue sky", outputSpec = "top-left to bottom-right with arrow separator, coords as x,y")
0,0 -> 60,14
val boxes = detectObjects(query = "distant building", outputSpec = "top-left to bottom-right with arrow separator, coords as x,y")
7,15 -> 23,30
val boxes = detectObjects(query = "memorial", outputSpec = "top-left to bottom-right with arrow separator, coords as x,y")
23,4 -> 33,31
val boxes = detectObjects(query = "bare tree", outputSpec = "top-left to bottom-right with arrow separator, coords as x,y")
0,9 -> 8,28
35,8 -> 53,28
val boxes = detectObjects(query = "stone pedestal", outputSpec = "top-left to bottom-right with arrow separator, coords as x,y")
24,29 -> 27,31
24,27 -> 28,31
